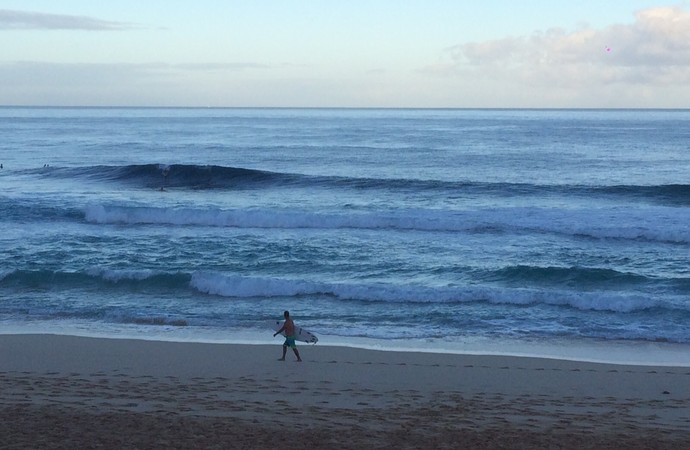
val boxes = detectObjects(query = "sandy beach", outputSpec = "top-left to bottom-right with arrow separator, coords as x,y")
1,334 -> 689,449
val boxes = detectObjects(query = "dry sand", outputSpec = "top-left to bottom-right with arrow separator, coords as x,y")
1,334 -> 689,449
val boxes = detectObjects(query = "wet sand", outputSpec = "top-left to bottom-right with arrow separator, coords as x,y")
1,334 -> 689,449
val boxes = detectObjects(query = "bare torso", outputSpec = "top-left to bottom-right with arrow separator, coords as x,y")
283,318 -> 295,336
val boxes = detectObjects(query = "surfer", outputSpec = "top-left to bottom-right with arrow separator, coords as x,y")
274,310 -> 302,362
160,165 -> 170,191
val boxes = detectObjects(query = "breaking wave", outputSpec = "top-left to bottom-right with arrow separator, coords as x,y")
189,273 -> 673,313
83,204 -> 690,244
28,163 -> 690,205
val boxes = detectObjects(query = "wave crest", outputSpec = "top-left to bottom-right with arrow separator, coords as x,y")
30,163 -> 690,205
189,273 -> 665,313
83,204 -> 690,244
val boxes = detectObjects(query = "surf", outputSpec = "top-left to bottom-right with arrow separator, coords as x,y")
23,163 -> 690,205
188,273 -> 678,314
82,204 -> 690,244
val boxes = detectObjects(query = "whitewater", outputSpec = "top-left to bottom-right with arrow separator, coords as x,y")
1,107 -> 689,365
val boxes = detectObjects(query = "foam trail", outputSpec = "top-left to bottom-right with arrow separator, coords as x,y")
84,204 -> 690,243
189,273 -> 665,313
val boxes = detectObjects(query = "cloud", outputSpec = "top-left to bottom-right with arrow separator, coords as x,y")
0,9 -> 136,30
425,5 -> 690,105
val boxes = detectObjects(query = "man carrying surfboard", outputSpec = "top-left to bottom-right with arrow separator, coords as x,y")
274,310 -> 302,362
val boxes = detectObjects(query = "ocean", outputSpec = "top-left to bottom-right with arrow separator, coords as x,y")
1,107 -> 689,365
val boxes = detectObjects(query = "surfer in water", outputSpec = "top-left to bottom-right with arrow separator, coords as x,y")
160,165 -> 170,191
274,310 -> 302,362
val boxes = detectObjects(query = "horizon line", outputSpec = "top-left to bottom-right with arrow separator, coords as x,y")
2,105 -> 689,111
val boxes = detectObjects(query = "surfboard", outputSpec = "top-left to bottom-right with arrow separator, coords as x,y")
272,320 -> 318,344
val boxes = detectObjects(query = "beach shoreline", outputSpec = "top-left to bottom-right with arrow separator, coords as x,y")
4,323 -> 690,367
2,334 -> 689,449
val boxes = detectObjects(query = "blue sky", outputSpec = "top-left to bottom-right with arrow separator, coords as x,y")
1,1 -> 689,107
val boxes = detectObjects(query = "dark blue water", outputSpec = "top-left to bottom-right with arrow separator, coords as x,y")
1,108 -> 689,363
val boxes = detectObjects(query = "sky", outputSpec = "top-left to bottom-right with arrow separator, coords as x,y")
1,1 -> 689,108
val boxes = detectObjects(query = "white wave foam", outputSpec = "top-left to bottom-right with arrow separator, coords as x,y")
189,273 -> 660,313
83,205 -> 463,231
190,272 -> 324,297
84,204 -> 690,243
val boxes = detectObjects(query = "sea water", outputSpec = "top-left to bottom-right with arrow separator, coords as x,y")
1,107 -> 689,365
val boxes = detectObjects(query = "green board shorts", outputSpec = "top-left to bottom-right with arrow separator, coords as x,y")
283,336 -> 297,348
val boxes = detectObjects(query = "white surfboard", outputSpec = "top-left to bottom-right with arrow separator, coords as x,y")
272,320 -> 318,344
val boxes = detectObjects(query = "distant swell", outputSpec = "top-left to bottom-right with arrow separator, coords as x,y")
600,184 -> 690,206
41,164 -> 299,189
33,164 -> 690,204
